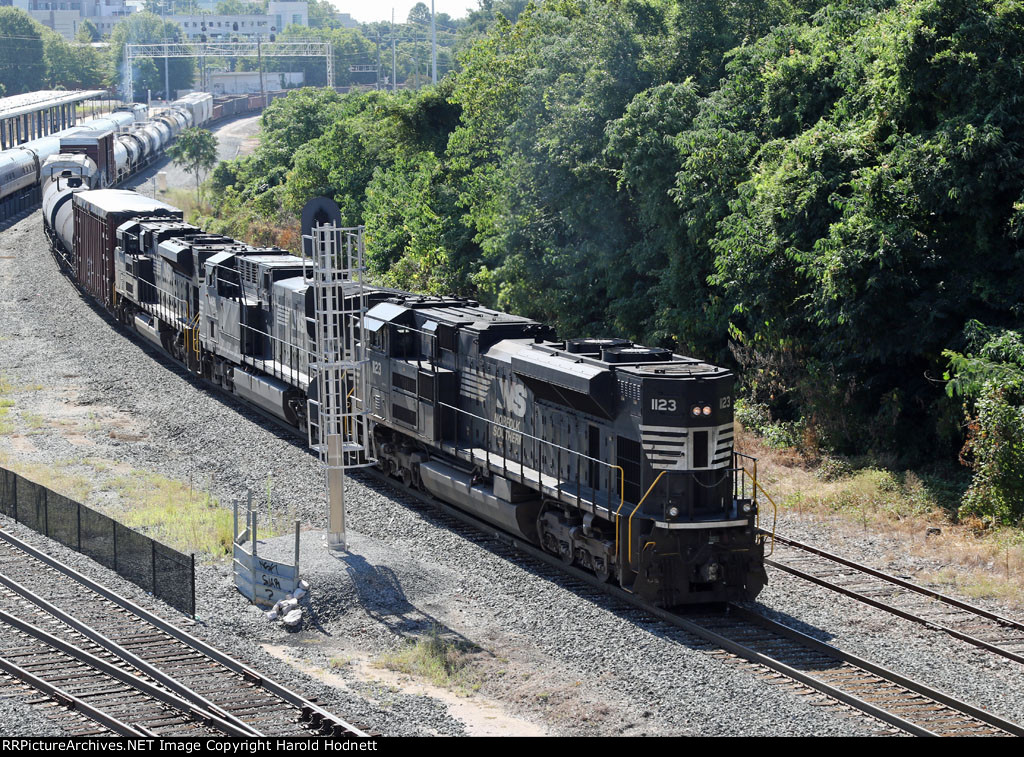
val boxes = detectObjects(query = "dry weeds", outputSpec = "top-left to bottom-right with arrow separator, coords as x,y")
737,424 -> 1024,608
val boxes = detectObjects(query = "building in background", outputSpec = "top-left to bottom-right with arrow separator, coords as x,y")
208,70 -> 302,94
169,1 -> 307,39
12,0 -> 135,39
16,0 -> 310,41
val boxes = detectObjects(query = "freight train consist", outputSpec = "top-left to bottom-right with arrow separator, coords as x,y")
42,186 -> 768,607
2,92 -> 213,223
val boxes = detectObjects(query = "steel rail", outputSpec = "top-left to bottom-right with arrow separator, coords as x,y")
766,555 -> 1024,667
0,607 -> 249,736
0,567 -> 263,736
0,652 -> 152,737
765,533 -> 1024,666
362,468 -> 1024,737
724,604 -> 1024,736
768,532 -> 1024,631
0,529 -> 369,738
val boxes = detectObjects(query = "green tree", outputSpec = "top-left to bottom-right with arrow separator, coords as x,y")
407,2 -> 431,25
277,25 -> 374,87
76,19 -> 101,44
109,12 -> 195,100
0,8 -> 46,95
45,33 -> 106,89
307,0 -> 339,29
168,128 -> 219,202
215,0 -> 266,14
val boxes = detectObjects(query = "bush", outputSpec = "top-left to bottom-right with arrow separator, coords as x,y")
734,398 -> 806,450
946,323 -> 1024,526
959,385 -> 1024,526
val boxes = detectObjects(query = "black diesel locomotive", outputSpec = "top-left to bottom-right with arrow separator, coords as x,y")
43,188 -> 768,606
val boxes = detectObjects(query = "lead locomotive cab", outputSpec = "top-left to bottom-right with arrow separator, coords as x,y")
362,294 -> 768,607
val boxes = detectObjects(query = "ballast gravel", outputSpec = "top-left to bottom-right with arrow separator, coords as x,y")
1,159 -> 1022,734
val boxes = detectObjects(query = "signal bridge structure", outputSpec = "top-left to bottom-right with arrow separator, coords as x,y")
123,40 -> 334,101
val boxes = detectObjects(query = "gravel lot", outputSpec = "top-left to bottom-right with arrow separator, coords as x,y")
125,114 -> 260,200
1,115 -> 1023,737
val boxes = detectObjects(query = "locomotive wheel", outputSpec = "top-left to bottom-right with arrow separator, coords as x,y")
594,557 -> 612,584
559,541 -> 574,566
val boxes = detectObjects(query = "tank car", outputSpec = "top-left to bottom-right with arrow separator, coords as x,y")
41,153 -> 99,266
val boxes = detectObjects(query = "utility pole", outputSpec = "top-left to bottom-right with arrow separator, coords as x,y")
257,34 -> 265,103
431,0 -> 437,84
375,29 -> 381,90
162,0 -> 170,101
391,9 -> 397,93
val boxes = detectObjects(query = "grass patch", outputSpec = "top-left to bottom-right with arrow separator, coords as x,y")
0,375 -> 13,435
377,627 -> 481,694
736,414 -> 1024,606
109,470 -> 233,558
163,188 -> 215,224
0,448 -> 237,560
735,398 -> 807,450
0,453 -> 95,503
21,412 -> 45,433
0,374 -> 44,435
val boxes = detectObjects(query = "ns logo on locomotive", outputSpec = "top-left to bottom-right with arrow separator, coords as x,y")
40,181 -> 768,607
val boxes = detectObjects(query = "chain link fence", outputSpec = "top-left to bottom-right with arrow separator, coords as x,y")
0,466 -> 195,616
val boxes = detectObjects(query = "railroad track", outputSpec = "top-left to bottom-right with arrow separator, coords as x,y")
765,533 -> 1024,667
47,325 -> 1021,737
0,528 -> 369,738
359,468 -> 1024,737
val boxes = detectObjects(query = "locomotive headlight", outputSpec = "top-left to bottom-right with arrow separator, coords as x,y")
668,506 -> 679,518
702,405 -> 712,416
742,501 -> 754,515
691,405 -> 702,416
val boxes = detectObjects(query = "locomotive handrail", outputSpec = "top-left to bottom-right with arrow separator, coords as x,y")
626,470 -> 666,569
742,469 -> 777,557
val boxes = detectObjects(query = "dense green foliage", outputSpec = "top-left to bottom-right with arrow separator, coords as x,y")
0,8 -> 47,95
946,325 -> 1024,525
205,0 -> 1024,502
